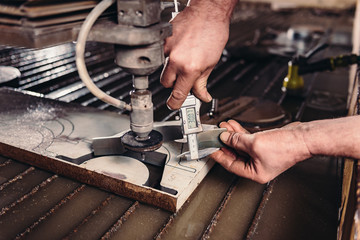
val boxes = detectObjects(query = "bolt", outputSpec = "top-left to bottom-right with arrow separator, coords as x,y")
135,10 -> 143,17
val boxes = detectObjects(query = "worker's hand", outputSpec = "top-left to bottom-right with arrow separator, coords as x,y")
160,3 -> 232,110
211,120 -> 312,184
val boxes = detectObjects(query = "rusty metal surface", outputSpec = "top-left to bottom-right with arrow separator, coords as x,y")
0,1 -> 99,18
251,157 -> 341,240
0,4 -> 354,239
0,0 -> 95,47
0,0 -> 115,48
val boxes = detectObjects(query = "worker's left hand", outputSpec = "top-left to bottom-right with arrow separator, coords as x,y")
160,3 -> 231,110
211,120 -> 312,184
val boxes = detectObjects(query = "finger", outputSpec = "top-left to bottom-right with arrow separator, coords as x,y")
166,73 -> 197,110
220,131 -> 248,152
211,149 -> 253,179
219,121 -> 235,132
160,57 -> 176,88
227,120 -> 249,133
220,147 -> 238,159
282,121 -> 301,129
191,69 -> 212,103
163,37 -> 172,57
211,149 -> 236,168
220,132 -> 252,161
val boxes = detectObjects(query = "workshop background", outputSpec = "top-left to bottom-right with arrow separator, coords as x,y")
0,0 -> 359,239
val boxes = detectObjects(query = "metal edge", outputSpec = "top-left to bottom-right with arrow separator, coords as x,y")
0,141 -> 178,212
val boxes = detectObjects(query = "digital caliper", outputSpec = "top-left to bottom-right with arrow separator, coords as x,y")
179,94 -> 203,160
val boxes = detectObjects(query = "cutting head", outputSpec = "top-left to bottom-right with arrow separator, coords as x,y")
121,130 -> 163,152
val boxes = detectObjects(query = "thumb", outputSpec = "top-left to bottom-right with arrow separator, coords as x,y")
220,131 -> 247,151
220,131 -> 231,144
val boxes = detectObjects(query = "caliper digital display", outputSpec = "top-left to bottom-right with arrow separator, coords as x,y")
186,107 -> 197,129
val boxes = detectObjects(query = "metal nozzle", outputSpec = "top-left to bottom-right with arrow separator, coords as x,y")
130,76 -> 153,139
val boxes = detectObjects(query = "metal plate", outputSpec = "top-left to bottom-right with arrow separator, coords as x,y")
0,1 -> 98,18
0,88 -> 215,212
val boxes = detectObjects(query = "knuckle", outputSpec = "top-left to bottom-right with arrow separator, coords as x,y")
168,53 -> 185,67
257,177 -> 269,184
228,119 -> 237,125
229,133 -> 241,147
171,89 -> 187,101
224,162 -> 234,172
178,60 -> 202,74
160,79 -> 173,88
193,80 -> 208,93
187,62 -> 202,73
251,135 -> 262,153
251,171 -> 268,184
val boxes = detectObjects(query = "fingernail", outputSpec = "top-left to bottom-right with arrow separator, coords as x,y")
166,103 -> 173,110
166,101 -> 175,110
219,121 -> 226,128
206,92 -> 212,102
166,94 -> 175,110
220,132 -> 230,142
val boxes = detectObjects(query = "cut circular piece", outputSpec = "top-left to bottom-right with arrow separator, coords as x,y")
233,100 -> 290,132
0,66 -> 21,84
81,155 -> 149,185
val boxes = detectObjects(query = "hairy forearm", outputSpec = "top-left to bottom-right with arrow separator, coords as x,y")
298,115 -> 360,159
188,0 -> 238,22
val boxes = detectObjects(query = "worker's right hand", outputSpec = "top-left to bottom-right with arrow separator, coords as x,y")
211,120 -> 312,184
160,2 -> 233,110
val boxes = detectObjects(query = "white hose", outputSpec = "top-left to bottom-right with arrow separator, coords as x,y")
173,0 -> 178,13
75,0 -> 132,111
